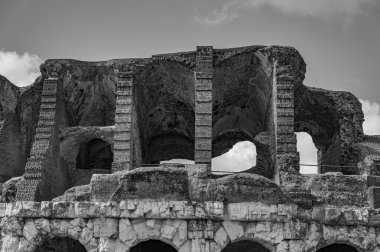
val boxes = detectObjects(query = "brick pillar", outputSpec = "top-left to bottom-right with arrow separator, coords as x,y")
112,70 -> 133,172
194,46 -> 213,175
275,75 -> 297,156
273,65 -> 300,185
317,150 -> 322,173
16,77 -> 60,201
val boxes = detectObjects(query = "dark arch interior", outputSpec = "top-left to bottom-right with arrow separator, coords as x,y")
222,240 -> 270,252
212,52 -> 272,158
318,244 -> 358,252
76,138 -> 113,170
35,237 -> 87,252
130,240 -> 177,252
134,61 -> 195,164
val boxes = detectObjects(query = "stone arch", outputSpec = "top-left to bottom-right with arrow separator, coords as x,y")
220,239 -> 274,252
316,243 -> 361,252
134,60 -> 195,165
18,218 -> 96,252
129,239 -> 178,252
33,237 -> 88,252
212,51 -> 273,177
76,138 -> 113,171
118,219 -> 189,252
294,86 -> 364,175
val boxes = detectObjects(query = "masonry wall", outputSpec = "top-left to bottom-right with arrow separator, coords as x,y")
1,200 -> 380,252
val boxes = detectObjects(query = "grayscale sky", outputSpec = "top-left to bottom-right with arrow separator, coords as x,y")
1,0 -> 380,173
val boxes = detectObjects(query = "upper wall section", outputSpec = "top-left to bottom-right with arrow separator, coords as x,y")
0,45 -> 369,178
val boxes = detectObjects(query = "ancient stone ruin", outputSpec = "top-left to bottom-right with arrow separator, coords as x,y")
0,45 -> 379,251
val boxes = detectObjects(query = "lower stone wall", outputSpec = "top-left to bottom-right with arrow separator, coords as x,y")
1,200 -> 380,252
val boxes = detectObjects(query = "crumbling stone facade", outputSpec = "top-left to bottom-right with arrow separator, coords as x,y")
0,45 -> 379,251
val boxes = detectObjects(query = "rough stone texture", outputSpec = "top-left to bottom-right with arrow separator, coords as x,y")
0,176 -> 24,203
0,75 -> 24,182
190,173 -> 286,203
52,184 -> 91,202
0,201 -> 379,251
295,85 -> 365,174
0,44 -> 380,251
110,167 -> 190,201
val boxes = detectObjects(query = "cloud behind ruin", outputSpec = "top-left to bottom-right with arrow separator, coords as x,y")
0,50 -> 43,86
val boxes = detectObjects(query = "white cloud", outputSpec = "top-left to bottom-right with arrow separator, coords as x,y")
360,99 -> 380,135
212,141 -> 256,173
296,132 -> 318,174
196,0 -> 377,26
0,50 -> 43,86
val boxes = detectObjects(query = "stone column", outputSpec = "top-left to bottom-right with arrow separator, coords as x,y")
16,62 -> 65,201
317,150 -> 322,173
194,46 -> 213,175
275,74 -> 297,158
112,66 -> 134,172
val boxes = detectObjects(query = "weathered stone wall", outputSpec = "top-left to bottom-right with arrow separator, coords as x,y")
59,126 -> 114,188
1,200 -> 380,252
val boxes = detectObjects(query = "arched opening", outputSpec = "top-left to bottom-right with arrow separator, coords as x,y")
317,244 -> 359,252
76,138 -> 113,170
35,237 -> 87,252
134,61 -> 195,166
212,141 -> 256,174
296,132 -> 318,174
222,240 -> 270,252
294,87 -> 363,175
130,240 -> 177,252
212,51 -> 273,178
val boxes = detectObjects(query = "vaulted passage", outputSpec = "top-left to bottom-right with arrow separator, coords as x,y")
222,240 -> 270,252
134,61 -> 195,165
317,244 -> 358,252
76,138 -> 113,170
35,237 -> 87,252
130,240 -> 177,252
212,51 -> 274,178
212,52 -> 271,159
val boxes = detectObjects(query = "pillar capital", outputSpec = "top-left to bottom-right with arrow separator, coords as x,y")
40,62 -> 68,79
112,62 -> 136,79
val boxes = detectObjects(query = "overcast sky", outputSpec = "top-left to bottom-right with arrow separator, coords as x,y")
1,0 -> 379,173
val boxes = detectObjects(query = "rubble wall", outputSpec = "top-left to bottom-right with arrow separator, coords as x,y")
1,200 -> 380,252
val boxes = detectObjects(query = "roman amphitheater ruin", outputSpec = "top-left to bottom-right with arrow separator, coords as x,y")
0,45 -> 380,251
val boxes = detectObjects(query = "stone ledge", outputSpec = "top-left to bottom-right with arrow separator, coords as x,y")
0,201 -> 378,227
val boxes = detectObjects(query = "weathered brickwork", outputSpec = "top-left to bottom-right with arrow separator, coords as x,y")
194,46 -> 213,173
15,77 -> 61,201
112,66 -> 134,172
